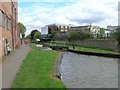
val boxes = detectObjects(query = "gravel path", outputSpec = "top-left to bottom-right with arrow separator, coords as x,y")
2,44 -> 31,88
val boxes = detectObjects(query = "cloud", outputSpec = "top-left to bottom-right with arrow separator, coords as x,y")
18,0 -> 80,2
18,0 -> 119,35
62,0 -> 118,25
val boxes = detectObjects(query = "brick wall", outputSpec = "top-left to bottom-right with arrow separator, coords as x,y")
0,27 -> 2,62
54,40 -> 118,50
1,2 -> 13,55
0,1 -> 19,57
71,40 -> 118,50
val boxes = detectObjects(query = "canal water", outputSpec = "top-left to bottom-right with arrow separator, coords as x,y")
60,52 -> 118,88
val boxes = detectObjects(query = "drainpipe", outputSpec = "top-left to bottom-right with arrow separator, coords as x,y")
11,1 -> 14,51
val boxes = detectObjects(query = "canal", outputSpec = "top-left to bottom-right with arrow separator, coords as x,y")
60,52 -> 118,88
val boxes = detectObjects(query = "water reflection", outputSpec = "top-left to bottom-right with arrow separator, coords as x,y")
61,52 -> 118,88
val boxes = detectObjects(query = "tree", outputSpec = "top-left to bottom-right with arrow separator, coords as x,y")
33,31 -> 41,40
67,31 -> 79,49
25,34 -> 31,39
98,28 -> 105,39
51,33 -> 59,40
68,31 -> 80,41
48,27 -> 60,40
68,31 -> 92,41
115,27 -> 120,52
67,31 -> 92,49
79,32 -> 92,40
18,22 -> 26,38
52,32 -> 68,41
30,30 -> 39,40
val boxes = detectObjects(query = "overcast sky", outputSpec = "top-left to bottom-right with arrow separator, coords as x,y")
18,0 -> 119,35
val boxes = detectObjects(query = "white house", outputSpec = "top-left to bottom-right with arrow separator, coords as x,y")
107,25 -> 118,33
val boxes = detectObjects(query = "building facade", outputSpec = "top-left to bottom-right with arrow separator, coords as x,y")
107,25 -> 118,33
41,24 -> 72,35
70,25 -> 100,34
0,0 -> 20,57
57,24 -> 71,32
48,24 -> 58,34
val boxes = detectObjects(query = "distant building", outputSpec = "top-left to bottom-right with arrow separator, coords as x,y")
90,26 -> 101,34
105,29 -> 114,34
41,26 -> 48,35
103,26 -> 118,38
48,24 -> 58,34
70,25 -> 100,34
106,25 -> 118,33
57,24 -> 72,32
41,24 -> 73,35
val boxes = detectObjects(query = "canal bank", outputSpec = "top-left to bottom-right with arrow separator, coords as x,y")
54,52 -> 64,79
60,52 -> 118,88
68,49 -> 120,59
43,43 -> 120,59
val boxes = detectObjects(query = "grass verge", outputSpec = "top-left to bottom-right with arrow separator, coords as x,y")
12,44 -> 66,88
69,45 -> 119,54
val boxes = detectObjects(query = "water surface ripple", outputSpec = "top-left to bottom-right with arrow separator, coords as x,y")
60,52 -> 118,88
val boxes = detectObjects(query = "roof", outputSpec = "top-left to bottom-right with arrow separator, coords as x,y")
71,25 -> 100,28
46,24 -> 74,27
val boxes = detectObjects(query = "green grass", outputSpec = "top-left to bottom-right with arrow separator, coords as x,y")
71,46 -> 119,54
12,44 -> 66,88
44,42 -> 66,47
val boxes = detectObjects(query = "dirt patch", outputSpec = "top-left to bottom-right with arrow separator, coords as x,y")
49,71 -> 61,80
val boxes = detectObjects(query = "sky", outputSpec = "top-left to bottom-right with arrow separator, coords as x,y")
18,0 -> 119,35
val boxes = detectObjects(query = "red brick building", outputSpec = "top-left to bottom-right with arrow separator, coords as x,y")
0,0 -> 20,57
46,24 -> 72,34
58,25 -> 71,32
48,25 -> 58,34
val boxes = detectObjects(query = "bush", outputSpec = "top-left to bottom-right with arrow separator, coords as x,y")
79,32 -> 92,40
25,34 -> 31,39
115,27 -> 120,52
68,31 -> 79,41
33,32 -> 41,40
115,28 -> 120,44
68,31 -> 92,41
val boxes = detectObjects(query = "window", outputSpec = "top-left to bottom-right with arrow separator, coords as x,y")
0,10 -> 5,27
8,18 -> 11,30
0,10 -> 2,26
6,16 -> 11,30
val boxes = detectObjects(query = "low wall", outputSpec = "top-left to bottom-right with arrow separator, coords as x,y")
72,40 -> 117,50
54,40 -> 118,50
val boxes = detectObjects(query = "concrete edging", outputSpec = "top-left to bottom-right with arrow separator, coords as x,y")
54,52 -> 64,79
68,49 -> 120,59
